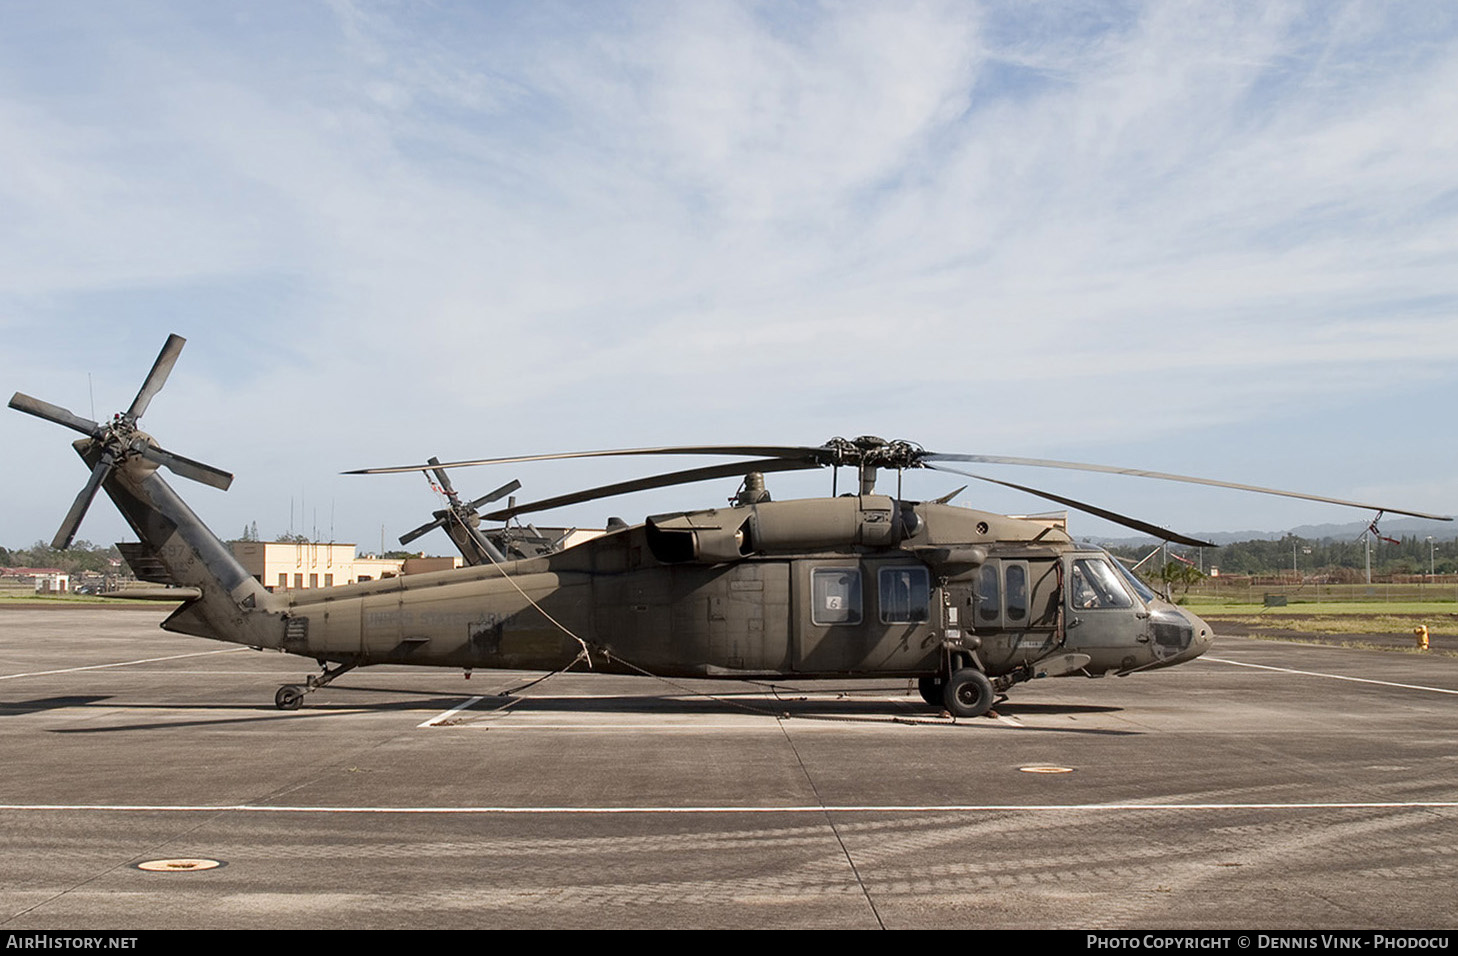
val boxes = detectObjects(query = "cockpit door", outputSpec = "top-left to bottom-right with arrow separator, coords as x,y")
1064,555 -> 1149,649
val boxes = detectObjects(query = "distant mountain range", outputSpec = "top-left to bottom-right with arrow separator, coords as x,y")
1085,517 -> 1457,548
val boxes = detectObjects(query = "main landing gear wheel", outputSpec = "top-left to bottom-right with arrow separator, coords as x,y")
944,668 -> 994,718
275,685 -> 304,711
917,676 -> 945,707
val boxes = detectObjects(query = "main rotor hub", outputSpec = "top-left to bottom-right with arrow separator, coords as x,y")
819,436 -> 925,471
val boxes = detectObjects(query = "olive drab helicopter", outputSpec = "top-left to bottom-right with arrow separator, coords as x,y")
398,458 -> 567,564
10,335 -> 1453,714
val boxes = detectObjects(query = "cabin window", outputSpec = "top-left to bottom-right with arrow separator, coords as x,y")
879,567 -> 930,623
278,573 -> 287,589
974,564 -> 1000,626
811,568 -> 862,626
1070,558 -> 1134,609
1005,562 -> 1028,622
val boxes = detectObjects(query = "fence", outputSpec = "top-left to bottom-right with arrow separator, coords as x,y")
1186,578 -> 1458,604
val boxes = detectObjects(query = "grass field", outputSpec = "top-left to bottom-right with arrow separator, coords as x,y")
0,593 -> 169,608
1188,600 -> 1456,615
1192,602 -> 1457,638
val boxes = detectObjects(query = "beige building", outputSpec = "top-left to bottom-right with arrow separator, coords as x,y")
1,568 -> 70,593
230,541 -> 461,592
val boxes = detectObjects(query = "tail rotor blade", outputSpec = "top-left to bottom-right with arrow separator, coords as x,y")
126,334 -> 185,420
53,453 -> 115,549
9,393 -> 100,437
137,444 -> 233,490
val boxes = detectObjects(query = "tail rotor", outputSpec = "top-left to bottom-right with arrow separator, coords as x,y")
9,334 -> 233,549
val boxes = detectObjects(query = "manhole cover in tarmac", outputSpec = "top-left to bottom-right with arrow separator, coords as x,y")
1018,765 -> 1074,774
134,858 -> 226,872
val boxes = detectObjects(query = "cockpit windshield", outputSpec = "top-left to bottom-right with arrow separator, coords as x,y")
1106,551 -> 1158,603
1070,558 -> 1134,609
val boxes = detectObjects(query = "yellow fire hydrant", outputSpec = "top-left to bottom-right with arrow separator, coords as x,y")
1414,625 -> 1429,651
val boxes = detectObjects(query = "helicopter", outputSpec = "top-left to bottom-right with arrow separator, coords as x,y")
10,335 -> 1452,715
398,458 -> 567,564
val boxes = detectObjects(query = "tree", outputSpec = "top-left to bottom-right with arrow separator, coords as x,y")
1157,560 -> 1206,599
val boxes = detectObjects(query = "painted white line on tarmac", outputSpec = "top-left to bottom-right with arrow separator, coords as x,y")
0,801 -> 1453,815
418,696 -> 487,727
1199,656 -> 1458,695
0,647 -> 247,680
449,722 -> 785,732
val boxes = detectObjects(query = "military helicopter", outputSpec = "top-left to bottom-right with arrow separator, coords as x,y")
10,335 -> 1451,715
398,459 -> 566,564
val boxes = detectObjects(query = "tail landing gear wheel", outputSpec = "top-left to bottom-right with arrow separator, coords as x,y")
944,669 -> 994,718
275,685 -> 305,711
917,677 -> 945,707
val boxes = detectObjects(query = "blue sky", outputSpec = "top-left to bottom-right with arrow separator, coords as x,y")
3,1 -> 1455,552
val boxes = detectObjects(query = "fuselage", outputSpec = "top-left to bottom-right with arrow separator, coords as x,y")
247,495 -> 1212,681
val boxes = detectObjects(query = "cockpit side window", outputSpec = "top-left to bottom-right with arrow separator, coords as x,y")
1070,558 -> 1134,609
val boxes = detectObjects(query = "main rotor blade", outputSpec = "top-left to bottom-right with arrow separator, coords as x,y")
484,458 -> 821,521
9,393 -> 100,437
127,334 -> 186,420
426,457 -> 458,497
927,463 -> 1216,548
346,444 -> 826,476
53,453 -> 115,550
923,453 -> 1453,522
466,479 -> 521,511
137,444 -> 234,490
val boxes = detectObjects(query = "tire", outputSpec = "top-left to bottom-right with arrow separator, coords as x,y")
944,668 -> 994,718
275,685 -> 304,711
917,676 -> 944,707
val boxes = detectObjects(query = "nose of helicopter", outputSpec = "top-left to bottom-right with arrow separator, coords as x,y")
1166,606 -> 1215,665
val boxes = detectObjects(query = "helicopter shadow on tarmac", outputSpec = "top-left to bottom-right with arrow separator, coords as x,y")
0,694 -> 112,717
39,682 -> 1134,736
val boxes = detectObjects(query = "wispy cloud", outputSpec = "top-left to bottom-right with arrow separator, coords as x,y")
2,0 -> 1454,546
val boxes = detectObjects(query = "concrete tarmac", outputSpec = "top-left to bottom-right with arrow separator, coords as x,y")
1,607 -> 1455,930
